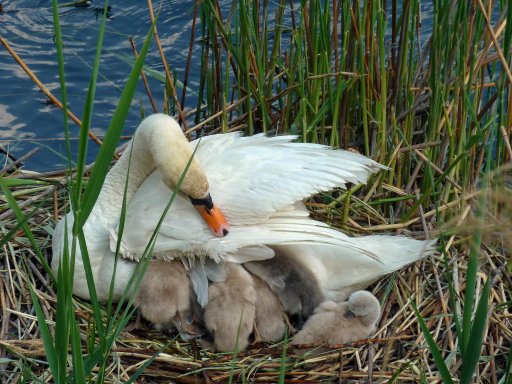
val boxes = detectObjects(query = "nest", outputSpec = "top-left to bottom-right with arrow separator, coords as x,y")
0,168 -> 511,383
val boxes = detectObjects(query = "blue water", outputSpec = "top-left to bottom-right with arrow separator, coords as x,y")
0,0 -> 209,171
0,0 -> 437,172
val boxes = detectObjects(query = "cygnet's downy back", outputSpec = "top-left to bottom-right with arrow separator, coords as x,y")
134,260 -> 194,332
252,275 -> 288,342
292,290 -> 380,346
203,263 -> 256,352
244,248 -> 324,321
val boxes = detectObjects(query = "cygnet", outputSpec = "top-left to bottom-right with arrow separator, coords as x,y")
244,248 -> 324,322
203,263 -> 256,352
292,290 -> 380,345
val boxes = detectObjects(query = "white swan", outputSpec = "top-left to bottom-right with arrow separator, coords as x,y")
52,113 -> 435,303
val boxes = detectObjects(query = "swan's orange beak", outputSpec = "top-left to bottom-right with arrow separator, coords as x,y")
195,205 -> 230,237
190,194 -> 230,237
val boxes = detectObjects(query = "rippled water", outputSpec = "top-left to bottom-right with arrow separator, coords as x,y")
0,0 -> 208,171
0,1 -> 435,172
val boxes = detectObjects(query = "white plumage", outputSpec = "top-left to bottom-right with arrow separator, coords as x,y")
52,113 -> 435,304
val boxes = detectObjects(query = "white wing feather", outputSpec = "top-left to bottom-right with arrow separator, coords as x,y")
111,133 -> 384,263
193,133 -> 384,224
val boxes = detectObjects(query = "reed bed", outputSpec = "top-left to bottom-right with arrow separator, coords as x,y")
1,166 -> 511,383
1,0 -> 511,382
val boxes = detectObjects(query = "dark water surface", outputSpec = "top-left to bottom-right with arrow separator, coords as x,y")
0,0 -> 206,171
0,1 -> 436,172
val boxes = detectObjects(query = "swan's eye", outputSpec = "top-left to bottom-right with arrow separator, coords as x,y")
189,193 -> 214,210
185,316 -> 194,325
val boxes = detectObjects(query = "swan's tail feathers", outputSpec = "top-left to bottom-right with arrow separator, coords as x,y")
350,235 -> 437,274
281,236 -> 437,302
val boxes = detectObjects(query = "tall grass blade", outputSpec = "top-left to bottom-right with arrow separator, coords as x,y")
104,135 -> 135,319
278,330 -> 289,383
74,1 -> 110,204
460,278 -> 490,384
51,0 -> 72,181
69,19 -> 157,352
27,285 -> 58,380
413,303 -> 454,384
54,259 -> 71,381
79,18 -> 156,227
70,317 -> 86,384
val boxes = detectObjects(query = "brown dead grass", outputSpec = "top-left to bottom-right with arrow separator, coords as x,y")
1,165 -> 510,383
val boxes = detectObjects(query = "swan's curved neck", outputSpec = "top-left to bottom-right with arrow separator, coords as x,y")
91,114 -> 209,227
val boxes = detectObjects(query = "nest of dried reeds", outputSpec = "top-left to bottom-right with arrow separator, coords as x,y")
1,164 -> 510,383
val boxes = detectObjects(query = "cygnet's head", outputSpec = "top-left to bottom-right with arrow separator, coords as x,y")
347,290 -> 381,326
291,291 -> 381,346
134,260 -> 192,330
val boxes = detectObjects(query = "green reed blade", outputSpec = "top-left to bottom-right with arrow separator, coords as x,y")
413,303 -> 454,384
79,19 -> 156,228
460,279 -> 490,384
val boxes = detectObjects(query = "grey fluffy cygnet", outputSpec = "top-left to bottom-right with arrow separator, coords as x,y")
251,274 -> 288,342
134,260 -> 198,334
244,247 -> 324,321
204,263 -> 256,352
292,290 -> 380,346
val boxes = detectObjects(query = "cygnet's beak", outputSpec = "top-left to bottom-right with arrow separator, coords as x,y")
190,193 -> 230,237
175,312 -> 205,340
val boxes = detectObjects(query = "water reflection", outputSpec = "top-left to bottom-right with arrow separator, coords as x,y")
0,104 -> 26,136
59,1 -> 115,20
0,0 -> 193,171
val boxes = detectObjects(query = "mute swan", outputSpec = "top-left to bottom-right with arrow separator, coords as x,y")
292,290 -> 381,345
53,113 -> 402,302
244,250 -> 325,321
203,263 -> 256,352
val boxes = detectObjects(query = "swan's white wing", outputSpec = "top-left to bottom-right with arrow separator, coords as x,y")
192,133 -> 385,224
111,170 -> 382,262
53,212 -> 137,302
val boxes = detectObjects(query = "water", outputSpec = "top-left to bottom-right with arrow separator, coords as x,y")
0,0 -> 204,171
0,0 -> 437,172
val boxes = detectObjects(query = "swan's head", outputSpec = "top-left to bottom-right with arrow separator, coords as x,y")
139,114 -> 230,237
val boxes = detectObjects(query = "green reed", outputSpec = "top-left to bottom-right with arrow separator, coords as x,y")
194,1 -> 509,381
195,0 -> 509,208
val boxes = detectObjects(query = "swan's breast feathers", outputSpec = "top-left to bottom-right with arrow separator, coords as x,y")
117,245 -> 225,264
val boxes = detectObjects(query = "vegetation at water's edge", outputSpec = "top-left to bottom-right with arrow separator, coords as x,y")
0,0 -> 511,382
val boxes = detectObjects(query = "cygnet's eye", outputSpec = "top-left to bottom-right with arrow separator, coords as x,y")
185,315 -> 194,325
